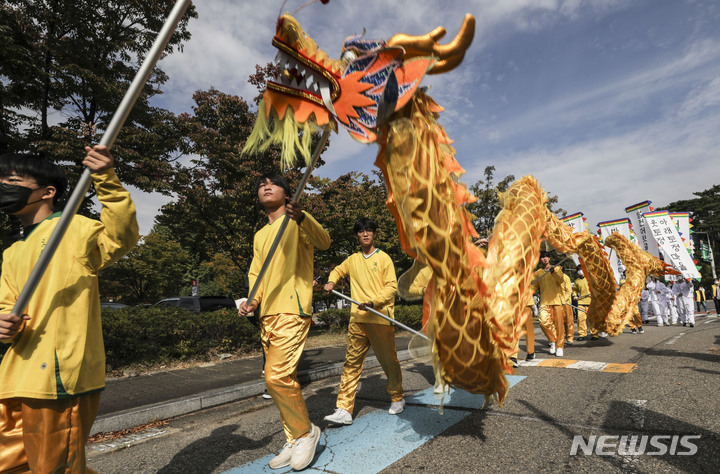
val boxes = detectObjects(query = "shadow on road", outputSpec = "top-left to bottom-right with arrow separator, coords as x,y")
156,425 -> 274,474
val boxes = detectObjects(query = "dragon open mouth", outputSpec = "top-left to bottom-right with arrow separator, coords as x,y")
268,37 -> 340,115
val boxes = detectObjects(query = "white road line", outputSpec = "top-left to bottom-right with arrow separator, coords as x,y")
665,333 -> 685,345
566,360 -> 609,371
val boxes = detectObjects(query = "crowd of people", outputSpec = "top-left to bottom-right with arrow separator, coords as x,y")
0,152 -> 716,472
511,253 -> 718,367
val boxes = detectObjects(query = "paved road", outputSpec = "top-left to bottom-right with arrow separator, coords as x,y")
88,316 -> 720,473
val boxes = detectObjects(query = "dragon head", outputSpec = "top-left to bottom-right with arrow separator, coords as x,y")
243,12 -> 475,167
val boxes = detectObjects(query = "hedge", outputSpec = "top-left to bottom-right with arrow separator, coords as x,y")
102,306 -> 261,368
0,303 -> 424,369
0,306 -> 262,369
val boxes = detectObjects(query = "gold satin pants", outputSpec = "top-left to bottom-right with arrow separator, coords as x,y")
513,306 -> 535,357
577,305 -> 592,336
539,305 -> 566,348
336,322 -> 404,415
261,313 -> 312,442
0,393 -> 100,474
563,305 -> 575,342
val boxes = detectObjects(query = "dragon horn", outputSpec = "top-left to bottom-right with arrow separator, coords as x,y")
387,13 -> 475,74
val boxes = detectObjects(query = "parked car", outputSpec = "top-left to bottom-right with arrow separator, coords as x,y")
152,296 -> 236,313
100,302 -> 128,310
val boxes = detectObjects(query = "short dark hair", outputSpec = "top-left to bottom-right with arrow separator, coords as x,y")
353,217 -> 378,234
0,153 -> 68,206
255,173 -> 291,197
540,250 -> 550,258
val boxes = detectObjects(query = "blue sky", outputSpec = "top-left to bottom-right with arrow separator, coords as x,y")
136,0 -> 720,235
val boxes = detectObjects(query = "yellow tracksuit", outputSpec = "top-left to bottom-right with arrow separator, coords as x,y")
531,266 -> 565,348
0,168 -> 139,473
328,250 -> 403,414
249,211 -> 330,441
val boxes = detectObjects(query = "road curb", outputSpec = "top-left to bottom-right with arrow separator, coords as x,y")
91,346 -> 430,435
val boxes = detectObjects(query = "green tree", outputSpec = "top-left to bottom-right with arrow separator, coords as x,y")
154,83 -> 327,294
304,171 -> 411,277
0,0 -> 196,198
99,231 -> 191,304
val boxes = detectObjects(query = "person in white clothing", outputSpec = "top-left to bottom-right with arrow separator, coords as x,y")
639,288 -> 650,323
664,281 -> 679,325
678,278 -> 696,327
647,278 -> 668,326
672,280 -> 686,325
655,280 -> 670,326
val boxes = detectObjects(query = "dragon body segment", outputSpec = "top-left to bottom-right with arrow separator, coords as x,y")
604,233 -> 680,334
243,12 -> 672,402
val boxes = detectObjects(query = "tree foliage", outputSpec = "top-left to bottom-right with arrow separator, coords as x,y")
0,0 -> 196,203
304,171 -> 411,280
152,84 -> 326,297
99,231 -> 191,305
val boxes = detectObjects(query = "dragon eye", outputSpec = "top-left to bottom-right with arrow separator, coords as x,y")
341,50 -> 357,62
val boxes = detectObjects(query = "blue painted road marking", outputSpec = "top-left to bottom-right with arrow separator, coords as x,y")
407,374 -> 526,409
227,375 -> 526,473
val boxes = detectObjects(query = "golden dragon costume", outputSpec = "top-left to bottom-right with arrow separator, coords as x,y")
243,12 -> 671,402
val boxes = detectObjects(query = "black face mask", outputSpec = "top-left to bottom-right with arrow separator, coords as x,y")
0,183 -> 44,214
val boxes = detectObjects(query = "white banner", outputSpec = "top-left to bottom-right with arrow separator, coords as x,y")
598,218 -> 631,284
642,211 -> 701,279
625,200 -> 659,257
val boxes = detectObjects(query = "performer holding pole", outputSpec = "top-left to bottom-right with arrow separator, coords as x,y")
238,173 -> 330,471
0,147 -> 140,472
323,217 -> 405,426
9,0 -> 192,318
0,2 -> 187,471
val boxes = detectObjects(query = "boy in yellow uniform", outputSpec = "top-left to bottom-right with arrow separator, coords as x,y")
238,173 -> 330,471
573,266 -> 597,340
0,147 -> 139,473
531,251 -> 565,357
323,217 -> 403,425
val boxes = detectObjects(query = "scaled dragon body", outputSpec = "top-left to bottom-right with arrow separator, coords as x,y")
243,12 -> 671,402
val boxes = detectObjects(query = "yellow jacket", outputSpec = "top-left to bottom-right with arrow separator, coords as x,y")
562,273 -> 572,305
406,265 -> 432,300
573,277 -> 591,305
329,249 -> 397,325
0,169 -> 139,399
249,211 -> 330,317
531,266 -> 565,306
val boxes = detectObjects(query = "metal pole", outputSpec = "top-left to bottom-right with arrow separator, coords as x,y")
11,0 -> 192,316
563,303 -> 587,314
530,254 -> 572,285
331,289 -> 430,341
246,128 -> 331,305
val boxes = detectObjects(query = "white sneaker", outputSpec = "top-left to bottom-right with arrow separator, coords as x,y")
388,399 -> 405,415
556,347 -> 564,357
268,441 -> 294,469
433,384 -> 450,394
290,424 -> 321,471
324,408 -> 352,425
262,390 -> 273,400
549,342 -> 556,355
